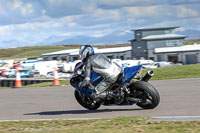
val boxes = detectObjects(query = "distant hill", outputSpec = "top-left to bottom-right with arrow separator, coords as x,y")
0,44 -> 130,60
184,39 -> 200,45
0,37 -> 199,60
176,29 -> 200,40
45,29 -> 200,46
46,30 -> 133,46
0,29 -> 200,49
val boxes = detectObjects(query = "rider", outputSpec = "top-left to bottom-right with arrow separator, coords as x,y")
78,45 -> 122,101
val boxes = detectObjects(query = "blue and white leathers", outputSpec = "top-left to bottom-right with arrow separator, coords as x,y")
75,64 -> 142,103
83,54 -> 122,94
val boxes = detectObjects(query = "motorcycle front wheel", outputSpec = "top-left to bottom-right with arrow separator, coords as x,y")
74,90 -> 101,110
129,81 -> 160,109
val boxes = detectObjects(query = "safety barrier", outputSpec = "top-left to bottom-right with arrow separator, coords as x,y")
0,78 -> 65,88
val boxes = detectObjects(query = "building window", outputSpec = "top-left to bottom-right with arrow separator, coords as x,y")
168,55 -> 178,63
107,56 -> 113,59
73,56 -> 78,61
166,40 -> 183,47
120,56 -> 124,60
136,33 -> 141,36
52,57 -> 57,60
142,30 -> 164,38
149,57 -> 155,61
164,29 -> 173,34
147,40 -> 166,49
43,57 -> 48,61
147,39 -> 184,49
61,57 -> 66,61
157,55 -> 165,61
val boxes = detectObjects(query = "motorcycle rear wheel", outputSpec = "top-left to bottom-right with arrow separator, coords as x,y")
74,90 -> 101,110
129,81 -> 160,109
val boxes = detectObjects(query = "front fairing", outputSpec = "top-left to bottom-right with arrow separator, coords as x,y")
121,65 -> 142,84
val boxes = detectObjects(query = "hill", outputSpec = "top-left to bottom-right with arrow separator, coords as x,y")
0,38 -> 199,60
47,30 -> 133,46
0,44 -> 130,60
184,39 -> 200,45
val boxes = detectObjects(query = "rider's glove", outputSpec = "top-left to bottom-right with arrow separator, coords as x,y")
78,79 -> 90,88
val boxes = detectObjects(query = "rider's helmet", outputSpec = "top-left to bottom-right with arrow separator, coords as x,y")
79,45 -> 94,62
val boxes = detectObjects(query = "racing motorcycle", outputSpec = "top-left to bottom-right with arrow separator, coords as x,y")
70,62 -> 160,110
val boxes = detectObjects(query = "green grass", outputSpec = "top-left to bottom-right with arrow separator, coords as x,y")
142,64 -> 200,80
0,45 -> 80,60
0,38 -> 198,60
0,44 -> 130,60
25,80 -> 70,87
0,87 -> 10,89
0,117 -> 199,133
1,64 -> 200,88
184,39 -> 200,45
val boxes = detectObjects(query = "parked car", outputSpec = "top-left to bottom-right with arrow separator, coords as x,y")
0,70 -> 7,77
62,60 -> 81,73
142,63 -> 159,69
4,69 -> 16,78
4,69 -> 33,78
155,61 -> 183,67
20,70 -> 33,78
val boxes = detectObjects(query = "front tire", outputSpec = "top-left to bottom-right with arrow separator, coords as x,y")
129,81 -> 160,109
74,90 -> 101,110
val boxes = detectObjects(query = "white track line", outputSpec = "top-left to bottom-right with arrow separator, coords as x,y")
1,116 -> 200,122
153,116 -> 200,118
0,118 -> 101,122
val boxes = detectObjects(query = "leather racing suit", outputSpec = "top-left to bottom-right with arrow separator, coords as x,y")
82,54 -> 122,94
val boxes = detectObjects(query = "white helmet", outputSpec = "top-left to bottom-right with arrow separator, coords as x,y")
79,45 -> 94,62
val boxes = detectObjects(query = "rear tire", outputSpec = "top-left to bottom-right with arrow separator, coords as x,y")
74,90 -> 101,110
129,81 -> 160,109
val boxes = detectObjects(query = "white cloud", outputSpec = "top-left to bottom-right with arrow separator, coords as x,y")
13,0 -> 22,9
176,6 -> 199,18
48,0 -> 73,4
123,5 -> 172,18
97,0 -> 155,8
11,0 -> 34,16
0,0 -> 200,48
150,17 -> 200,29
20,3 -> 33,16
0,26 -> 13,37
93,9 -> 121,21
42,10 -> 46,15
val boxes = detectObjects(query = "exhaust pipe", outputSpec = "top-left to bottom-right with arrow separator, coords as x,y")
141,70 -> 154,82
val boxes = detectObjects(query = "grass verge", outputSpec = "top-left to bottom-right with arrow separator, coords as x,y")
1,64 -> 199,88
25,80 -> 70,87
142,64 -> 200,80
0,117 -> 199,133
0,44 -> 130,60
28,64 -> 200,87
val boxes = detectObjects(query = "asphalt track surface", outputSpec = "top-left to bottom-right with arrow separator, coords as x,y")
0,78 -> 200,121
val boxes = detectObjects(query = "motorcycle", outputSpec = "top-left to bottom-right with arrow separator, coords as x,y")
70,62 -> 160,110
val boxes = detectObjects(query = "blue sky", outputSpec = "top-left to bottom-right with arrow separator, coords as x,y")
0,0 -> 200,48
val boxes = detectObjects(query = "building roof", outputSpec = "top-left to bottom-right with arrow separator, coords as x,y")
41,49 -> 79,56
132,26 -> 179,31
155,44 -> 200,53
42,46 -> 132,57
142,34 -> 186,40
69,48 -> 98,56
69,46 -> 132,56
97,46 -> 132,54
